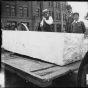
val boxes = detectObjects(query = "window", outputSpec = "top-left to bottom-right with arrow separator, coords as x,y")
57,2 -> 60,8
56,12 -> 60,20
65,14 -> 66,21
63,25 -> 66,32
6,4 -> 10,16
51,1 -> 53,7
63,14 -> 64,21
7,22 -> 11,26
52,24 -> 54,31
7,22 -> 16,26
20,6 -> 24,17
24,7 -> 28,17
58,13 -> 61,20
56,24 -> 59,31
49,11 -> 50,15
56,24 -> 59,30
55,2 -> 58,8
64,4 -> 66,9
63,25 -> 66,29
48,1 -> 53,7
6,21 -> 17,30
6,5 -> 16,16
56,24 -> 61,32
20,6 -> 28,17
49,11 -> 51,16
52,11 -> 54,19
48,1 -> 50,7
62,4 -> 63,9
49,11 -> 54,19
63,14 -> 66,21
12,22 -> 16,26
36,1 -> 40,5
36,8 -> 39,17
11,5 -> 16,16
56,12 -> 58,20
62,3 -> 65,10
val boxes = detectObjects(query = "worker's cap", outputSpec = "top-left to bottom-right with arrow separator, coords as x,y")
42,9 -> 49,13
73,12 -> 79,16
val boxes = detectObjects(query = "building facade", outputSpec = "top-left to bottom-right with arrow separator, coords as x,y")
1,1 -> 67,32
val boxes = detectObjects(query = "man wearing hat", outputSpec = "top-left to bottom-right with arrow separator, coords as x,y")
71,12 -> 86,33
65,5 -> 74,33
40,9 -> 53,32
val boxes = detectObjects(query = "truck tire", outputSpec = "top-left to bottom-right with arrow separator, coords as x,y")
77,51 -> 88,87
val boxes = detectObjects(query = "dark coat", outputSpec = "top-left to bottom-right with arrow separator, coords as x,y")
37,18 -> 53,32
71,21 -> 86,33
66,13 -> 74,33
37,22 -> 41,31
42,20 -> 53,32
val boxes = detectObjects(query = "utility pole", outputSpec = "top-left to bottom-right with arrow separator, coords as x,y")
40,1 -> 43,31
31,1 -> 33,30
40,1 -> 43,21
61,2 -> 63,32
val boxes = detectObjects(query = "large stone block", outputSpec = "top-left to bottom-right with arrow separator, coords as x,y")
2,31 -> 86,66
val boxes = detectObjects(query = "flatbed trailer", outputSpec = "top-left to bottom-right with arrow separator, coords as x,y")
1,50 -> 81,87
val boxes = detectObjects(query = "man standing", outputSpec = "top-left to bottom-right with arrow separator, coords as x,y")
40,9 -> 53,32
71,12 -> 86,33
65,5 -> 74,33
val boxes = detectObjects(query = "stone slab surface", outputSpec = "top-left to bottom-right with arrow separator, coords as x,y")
2,31 -> 86,66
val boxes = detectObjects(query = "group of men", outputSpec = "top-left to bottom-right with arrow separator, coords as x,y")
38,5 -> 86,33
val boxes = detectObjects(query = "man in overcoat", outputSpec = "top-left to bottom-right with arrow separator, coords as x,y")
71,12 -> 86,33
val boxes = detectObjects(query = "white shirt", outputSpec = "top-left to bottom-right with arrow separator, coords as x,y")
72,19 -> 81,24
40,16 -> 53,27
68,12 -> 73,17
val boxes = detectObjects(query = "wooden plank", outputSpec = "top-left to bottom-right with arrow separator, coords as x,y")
1,62 -> 46,82
2,31 -> 85,66
1,54 -> 55,72
1,63 -> 52,87
33,61 -> 80,76
1,62 -> 15,73
1,52 -> 82,87
33,61 -> 81,81
1,53 -> 81,81
17,73 -> 52,87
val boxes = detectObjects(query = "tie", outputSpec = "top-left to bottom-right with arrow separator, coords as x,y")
73,22 -> 77,32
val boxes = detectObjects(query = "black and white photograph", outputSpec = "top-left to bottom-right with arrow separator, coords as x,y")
1,1 -> 88,87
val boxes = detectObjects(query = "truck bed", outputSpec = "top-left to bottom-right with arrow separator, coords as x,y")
1,52 -> 81,87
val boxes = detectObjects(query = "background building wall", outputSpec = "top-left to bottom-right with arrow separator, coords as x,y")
1,1 -> 67,32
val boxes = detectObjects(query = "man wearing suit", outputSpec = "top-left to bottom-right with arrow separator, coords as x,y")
71,12 -> 86,33
65,5 -> 74,33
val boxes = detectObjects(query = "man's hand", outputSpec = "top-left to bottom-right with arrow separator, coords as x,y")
40,23 -> 43,27
42,17 -> 46,20
40,17 -> 46,27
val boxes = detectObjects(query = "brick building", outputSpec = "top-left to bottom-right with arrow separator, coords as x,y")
1,1 -> 67,32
